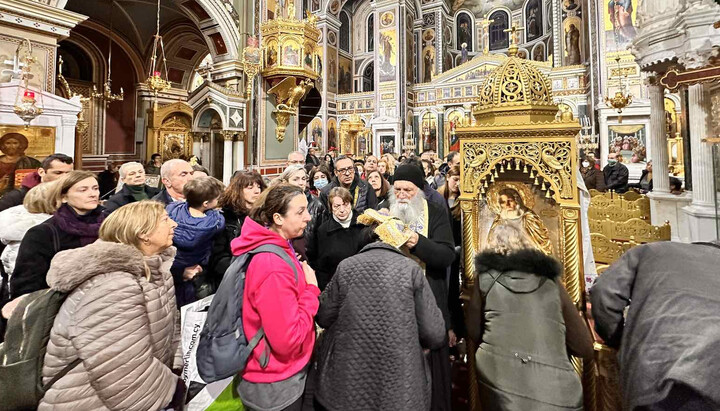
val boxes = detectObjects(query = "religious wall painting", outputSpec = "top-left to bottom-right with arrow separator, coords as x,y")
315,48 -> 324,90
327,31 -> 337,46
311,0 -> 320,12
0,125 -> 52,195
423,46 -> 436,83
608,124 -> 647,164
282,41 -> 301,66
444,49 -> 454,71
328,0 -> 340,15
304,42 -> 315,70
266,40 -> 279,68
338,56 -> 353,94
381,134 -> 395,155
445,109 -> 464,153
327,47 -> 338,93
532,43 -> 545,61
456,12 -> 473,51
478,181 -> 560,258
380,11 -> 395,28
327,118 -> 338,151
407,29 -> 415,84
564,17 -> 582,65
421,112 -> 438,153
563,0 -> 579,11
423,28 -> 436,44
378,29 -> 397,83
525,0 -> 542,41
605,0 -> 637,52
309,117 -> 323,147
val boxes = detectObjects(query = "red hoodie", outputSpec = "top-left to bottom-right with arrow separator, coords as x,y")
231,217 -> 320,383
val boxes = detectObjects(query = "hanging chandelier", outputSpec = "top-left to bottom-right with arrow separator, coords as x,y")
13,39 -> 44,128
146,0 -> 171,108
92,0 -> 123,105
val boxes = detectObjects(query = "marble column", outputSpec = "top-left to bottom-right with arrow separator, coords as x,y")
682,83 -> 718,241
223,132 -> 234,185
687,84 -> 715,207
648,80 -> 670,193
234,132 -> 245,171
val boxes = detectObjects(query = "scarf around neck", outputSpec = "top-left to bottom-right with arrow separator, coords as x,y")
54,203 -> 105,246
126,184 -> 149,201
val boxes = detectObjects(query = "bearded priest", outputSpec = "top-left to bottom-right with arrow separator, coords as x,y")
388,164 -> 456,411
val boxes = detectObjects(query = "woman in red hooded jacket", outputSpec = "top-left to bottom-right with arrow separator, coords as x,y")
231,183 -> 319,411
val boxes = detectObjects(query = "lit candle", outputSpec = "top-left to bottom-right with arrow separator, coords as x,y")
153,71 -> 161,77
23,90 -> 35,100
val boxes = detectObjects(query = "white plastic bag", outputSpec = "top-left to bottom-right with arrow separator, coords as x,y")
181,296 -> 244,411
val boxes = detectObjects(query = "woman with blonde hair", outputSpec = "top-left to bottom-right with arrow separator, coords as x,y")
0,181 -> 58,278
11,170 -> 105,298
467,224 -> 593,410
39,200 -> 184,410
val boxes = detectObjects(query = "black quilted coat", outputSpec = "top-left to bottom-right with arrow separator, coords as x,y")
314,242 -> 446,411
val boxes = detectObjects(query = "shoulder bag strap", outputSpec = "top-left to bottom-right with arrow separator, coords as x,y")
49,224 -> 60,254
42,357 -> 81,392
243,244 -> 300,368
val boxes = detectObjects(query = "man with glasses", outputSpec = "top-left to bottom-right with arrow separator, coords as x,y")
319,155 -> 378,214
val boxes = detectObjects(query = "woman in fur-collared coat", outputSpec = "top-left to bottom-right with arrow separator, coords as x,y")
466,224 -> 594,411
39,201 -> 184,410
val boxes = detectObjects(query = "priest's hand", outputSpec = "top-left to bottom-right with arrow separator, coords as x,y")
405,231 -> 419,249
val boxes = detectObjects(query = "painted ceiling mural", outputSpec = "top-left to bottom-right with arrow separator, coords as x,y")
451,0 -> 526,15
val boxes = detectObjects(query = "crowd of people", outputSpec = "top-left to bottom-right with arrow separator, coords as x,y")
580,152 -> 684,195
0,147 -> 716,411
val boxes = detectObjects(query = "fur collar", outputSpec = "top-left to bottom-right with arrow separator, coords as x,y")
47,240 -> 175,292
475,248 -> 562,279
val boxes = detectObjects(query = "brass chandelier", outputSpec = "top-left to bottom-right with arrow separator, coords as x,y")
146,0 -> 171,108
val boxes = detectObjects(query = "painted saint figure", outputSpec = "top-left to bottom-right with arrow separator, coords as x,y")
0,133 -> 41,194
488,187 -> 553,255
608,0 -> 637,43
565,24 -> 581,65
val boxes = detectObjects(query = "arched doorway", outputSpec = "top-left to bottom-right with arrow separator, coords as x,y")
363,63 -> 374,92
195,108 -> 225,178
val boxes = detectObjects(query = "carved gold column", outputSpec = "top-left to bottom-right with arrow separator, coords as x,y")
560,206 -> 583,304
460,199 -> 480,411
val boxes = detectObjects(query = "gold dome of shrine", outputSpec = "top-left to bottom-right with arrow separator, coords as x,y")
472,42 -> 559,125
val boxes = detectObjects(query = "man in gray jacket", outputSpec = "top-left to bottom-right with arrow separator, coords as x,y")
590,241 -> 720,410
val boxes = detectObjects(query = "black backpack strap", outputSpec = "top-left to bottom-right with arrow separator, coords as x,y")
42,358 -> 81,392
243,244 -> 300,368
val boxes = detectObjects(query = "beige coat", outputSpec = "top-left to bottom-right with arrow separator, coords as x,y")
39,240 -> 180,410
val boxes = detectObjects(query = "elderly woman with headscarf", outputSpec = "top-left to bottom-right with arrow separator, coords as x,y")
466,224 -> 594,411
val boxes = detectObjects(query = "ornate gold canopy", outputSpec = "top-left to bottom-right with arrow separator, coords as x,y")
457,33 -> 591,411
472,45 -> 558,124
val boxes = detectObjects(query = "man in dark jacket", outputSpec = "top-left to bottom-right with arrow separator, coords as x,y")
319,156 -> 378,214
103,162 -> 160,214
0,153 -> 73,212
388,164 -> 456,411
152,159 -> 194,205
591,241 -> 720,410
602,152 -> 629,193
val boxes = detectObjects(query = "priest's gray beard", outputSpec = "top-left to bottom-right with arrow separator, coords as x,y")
388,189 -> 427,225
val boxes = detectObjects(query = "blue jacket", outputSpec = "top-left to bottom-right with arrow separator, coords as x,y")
167,202 -> 225,270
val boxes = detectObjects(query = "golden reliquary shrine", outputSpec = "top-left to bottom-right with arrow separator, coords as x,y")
455,35 -> 599,410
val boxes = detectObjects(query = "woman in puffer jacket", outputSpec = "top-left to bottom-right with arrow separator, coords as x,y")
0,182 -> 57,277
39,201 -> 184,410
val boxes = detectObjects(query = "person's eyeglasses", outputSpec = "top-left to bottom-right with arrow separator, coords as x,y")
336,167 -> 354,175
332,203 -> 351,210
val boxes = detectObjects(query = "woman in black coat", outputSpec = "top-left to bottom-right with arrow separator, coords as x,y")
103,162 -> 159,215
208,170 -> 265,289
11,171 -> 105,298
306,187 -> 368,291
580,157 -> 606,191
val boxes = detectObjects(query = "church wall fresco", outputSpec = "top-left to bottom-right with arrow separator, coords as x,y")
378,28 -> 397,83
338,55 -> 353,94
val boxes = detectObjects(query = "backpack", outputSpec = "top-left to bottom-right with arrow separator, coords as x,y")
196,244 -> 298,383
0,224 -> 80,410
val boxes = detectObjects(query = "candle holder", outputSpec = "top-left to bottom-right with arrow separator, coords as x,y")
12,39 -> 44,128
